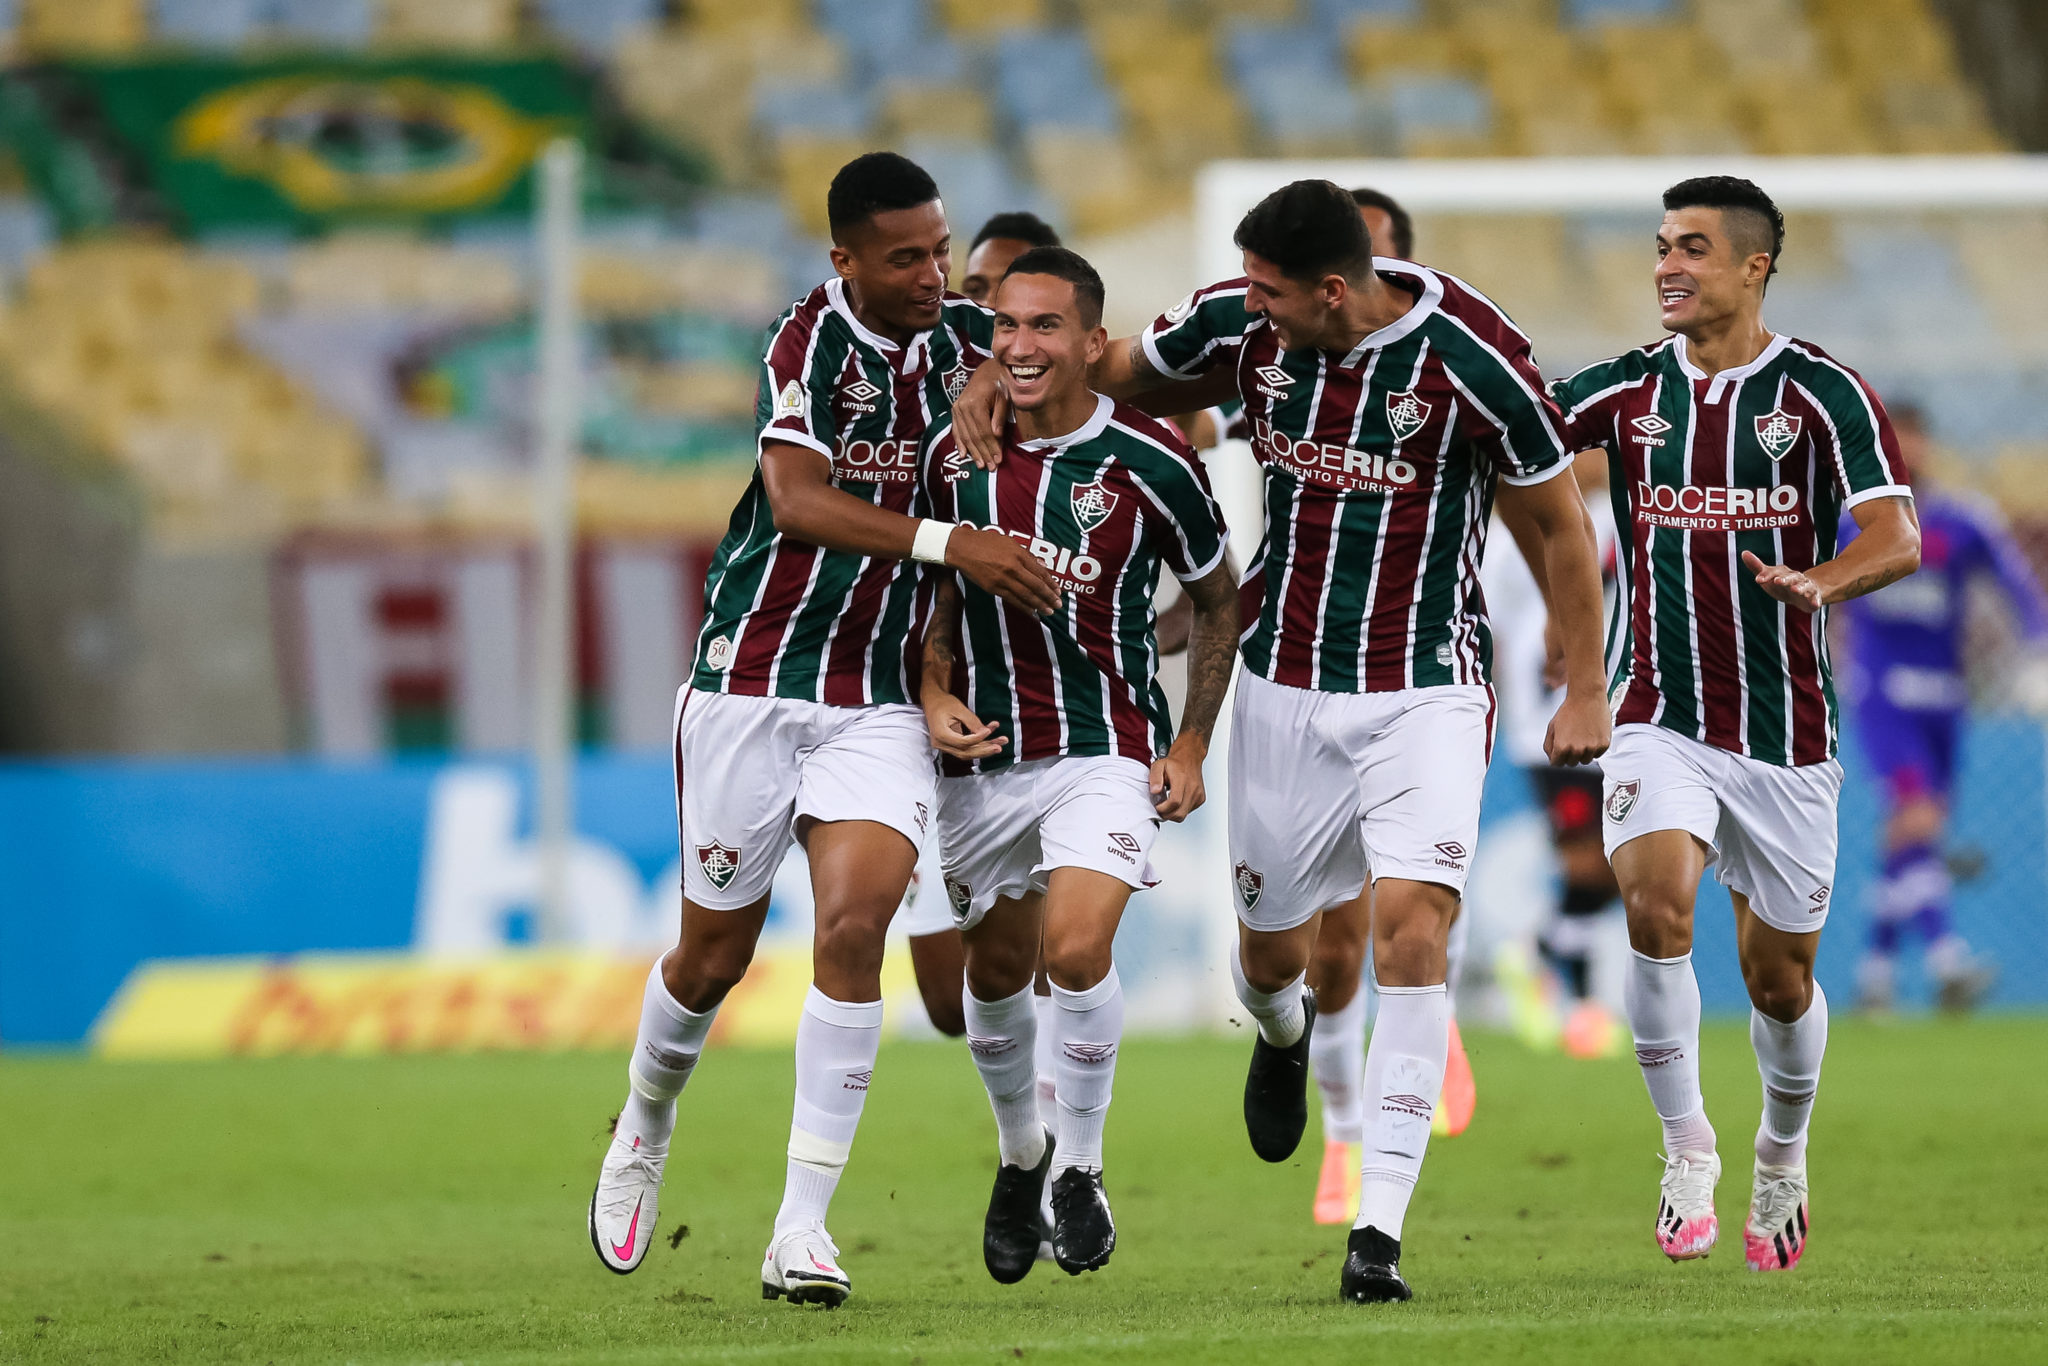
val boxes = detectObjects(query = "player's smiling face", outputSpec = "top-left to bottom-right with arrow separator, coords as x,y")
1241,249 -> 1342,352
990,271 -> 1105,413
833,199 -> 952,339
1655,207 -> 1767,336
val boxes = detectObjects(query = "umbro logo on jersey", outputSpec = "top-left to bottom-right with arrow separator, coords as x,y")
1072,479 -> 1119,533
1606,779 -> 1641,824
1253,364 -> 1294,400
942,450 -> 973,482
1386,389 -> 1432,441
840,378 -> 882,414
695,841 -> 741,890
1755,408 -> 1803,460
1234,860 -> 1263,910
1107,831 -> 1141,864
1631,413 -> 1672,447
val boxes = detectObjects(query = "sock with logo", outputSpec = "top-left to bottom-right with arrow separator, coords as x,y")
619,957 -> 717,1154
964,983 -> 1047,1169
1309,988 -> 1367,1145
1050,969 -> 1124,1176
1231,944 -> 1307,1047
1353,981 -> 1450,1240
1626,949 -> 1717,1156
1034,988 -> 1059,1133
1751,983 -> 1827,1168
772,987 -> 883,1237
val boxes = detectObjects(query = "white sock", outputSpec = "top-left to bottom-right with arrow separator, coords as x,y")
1353,981 -> 1449,1240
1626,950 -> 1717,1156
1231,944 -> 1306,1047
620,957 -> 717,1154
1751,983 -> 1827,1168
965,983 -> 1046,1169
1050,969 -> 1124,1176
1033,989 -> 1059,1134
772,986 -> 882,1237
1310,989 -> 1368,1145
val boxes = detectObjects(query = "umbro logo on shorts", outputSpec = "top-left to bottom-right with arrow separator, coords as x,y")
1808,886 -> 1831,912
1433,840 -> 1467,870
1382,1093 -> 1434,1119
1107,831 -> 1141,864
696,840 -> 741,890
914,801 -> 930,836
1606,779 -> 1641,824
1234,860 -> 1263,911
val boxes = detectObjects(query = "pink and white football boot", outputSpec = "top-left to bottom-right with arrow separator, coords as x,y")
1655,1150 -> 1721,1261
589,1130 -> 667,1273
1744,1161 -> 1811,1272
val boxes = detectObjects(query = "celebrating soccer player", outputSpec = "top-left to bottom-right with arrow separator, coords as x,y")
958,179 -> 1611,1302
586,153 -> 1061,1308
1550,176 -> 1922,1273
920,248 -> 1239,1282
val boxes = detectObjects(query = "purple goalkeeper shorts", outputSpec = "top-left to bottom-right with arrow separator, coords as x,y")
1855,696 -> 1959,805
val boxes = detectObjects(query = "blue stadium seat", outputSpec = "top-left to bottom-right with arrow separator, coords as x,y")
866,36 -> 971,86
994,31 -> 1120,133
753,81 -> 877,137
900,138 -> 1052,248
272,0 -> 374,46
1240,68 -> 1373,146
151,0 -> 266,47
1382,74 -> 1492,142
1562,0 -> 1677,24
1225,21 -> 1345,86
536,0 -> 659,50
1308,0 -> 1421,31
816,0 -> 927,61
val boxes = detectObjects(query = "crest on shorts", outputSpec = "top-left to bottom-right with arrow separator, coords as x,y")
1386,389 -> 1432,441
1755,408 -> 1802,460
1234,860 -> 1263,910
1071,479 -> 1118,533
944,876 -> 973,920
695,841 -> 741,890
1605,779 -> 1641,825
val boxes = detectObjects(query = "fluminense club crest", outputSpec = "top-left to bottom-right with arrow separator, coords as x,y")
1386,388 -> 1432,441
695,840 -> 741,890
1071,479 -> 1118,533
1755,408 -> 1802,460
943,364 -> 971,403
1234,860 -> 1263,911
1605,779 -> 1641,825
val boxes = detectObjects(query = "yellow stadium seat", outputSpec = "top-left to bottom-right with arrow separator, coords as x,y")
18,0 -> 142,54
376,0 -> 520,49
1350,24 -> 1469,80
881,85 -> 994,143
937,0 -> 1046,31
688,0 -> 810,31
778,137 -> 872,238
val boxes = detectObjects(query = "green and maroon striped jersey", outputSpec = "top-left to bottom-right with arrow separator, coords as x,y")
920,394 -> 1230,776
1552,332 -> 1910,766
690,277 -> 992,706
1142,262 -> 1572,694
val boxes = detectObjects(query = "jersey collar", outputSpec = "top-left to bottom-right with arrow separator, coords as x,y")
826,275 -> 932,372
1336,259 -> 1442,368
1016,392 -> 1114,452
1672,330 -> 1790,404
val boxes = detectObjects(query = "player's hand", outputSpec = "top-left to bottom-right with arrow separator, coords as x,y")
1740,550 -> 1823,614
947,525 -> 1061,616
953,361 -> 1010,469
924,692 -> 1006,761
1541,612 -> 1567,690
1544,691 -> 1611,767
1148,733 -> 1208,821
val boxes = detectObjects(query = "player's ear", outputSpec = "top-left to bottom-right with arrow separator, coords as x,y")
1083,325 -> 1108,366
828,242 -> 856,281
1744,251 -> 1773,290
1320,273 -> 1347,308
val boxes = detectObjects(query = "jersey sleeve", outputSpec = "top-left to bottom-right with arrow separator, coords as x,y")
918,422 -> 960,524
1140,279 -> 1254,381
943,295 -> 995,364
1455,328 -> 1572,486
754,311 -> 836,460
1548,366 -> 1621,459
1134,437 -> 1232,583
1802,367 -> 1911,509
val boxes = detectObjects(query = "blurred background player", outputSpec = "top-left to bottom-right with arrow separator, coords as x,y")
921,248 -> 1237,1281
1839,402 -> 2048,1011
589,153 -> 1060,1306
960,211 -> 1062,307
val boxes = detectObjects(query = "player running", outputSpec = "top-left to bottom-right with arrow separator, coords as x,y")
920,247 -> 1239,1282
587,153 -> 1059,1308
1551,176 -> 1921,1273
1839,402 -> 2044,1011
959,179 -> 1611,1302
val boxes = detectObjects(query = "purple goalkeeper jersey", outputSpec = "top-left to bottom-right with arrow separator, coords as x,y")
1840,486 -> 2048,714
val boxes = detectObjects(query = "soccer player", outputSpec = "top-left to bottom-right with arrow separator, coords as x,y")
960,211 -> 1062,306
1839,403 -> 2045,1011
957,179 -> 1612,1302
1550,176 -> 1922,1273
586,152 -> 1060,1308
921,247 -> 1239,1281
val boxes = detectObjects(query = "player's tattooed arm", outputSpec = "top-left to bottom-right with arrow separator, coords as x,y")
1151,557 -> 1240,821
1748,493 -> 1921,612
920,576 -> 1006,762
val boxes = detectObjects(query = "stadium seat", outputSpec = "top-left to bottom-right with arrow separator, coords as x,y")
995,31 -> 1121,132
754,81 -> 876,139
271,0 -> 374,46
150,0 -> 264,47
19,0 -> 144,52
535,0 -> 660,52
1310,0 -> 1420,30
1562,0 -> 1677,24
934,0 -> 1043,32
375,0 -> 518,50
1380,74 -> 1494,156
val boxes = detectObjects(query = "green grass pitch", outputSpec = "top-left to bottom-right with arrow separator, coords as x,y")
2,1019 -> 2043,1364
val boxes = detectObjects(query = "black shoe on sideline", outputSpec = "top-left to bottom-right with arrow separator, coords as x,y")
1340,1224 -> 1412,1303
983,1128 -> 1055,1284
1243,991 -> 1317,1162
1049,1168 -> 1116,1275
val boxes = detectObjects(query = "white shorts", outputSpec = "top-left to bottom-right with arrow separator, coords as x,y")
1600,722 -> 1842,934
1228,671 -> 1494,932
673,687 -> 936,910
936,755 -> 1161,932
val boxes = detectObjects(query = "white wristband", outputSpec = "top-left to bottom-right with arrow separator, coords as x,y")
911,518 -> 956,565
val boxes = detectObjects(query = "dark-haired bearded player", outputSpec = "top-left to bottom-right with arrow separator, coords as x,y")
955,179 -> 1611,1303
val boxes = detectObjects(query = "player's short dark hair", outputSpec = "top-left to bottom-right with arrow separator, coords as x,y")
971,211 -> 1061,253
1349,186 -> 1414,259
1234,179 -> 1374,284
826,152 -> 939,243
1662,175 -> 1784,281
999,245 -> 1105,329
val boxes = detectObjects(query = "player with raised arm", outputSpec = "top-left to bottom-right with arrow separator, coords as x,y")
1551,177 -> 1921,1273
1839,402 -> 2044,1011
586,153 -> 1059,1308
920,247 -> 1239,1282
962,180 -> 1611,1302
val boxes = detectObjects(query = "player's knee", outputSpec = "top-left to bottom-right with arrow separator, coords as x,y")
1309,931 -> 1366,988
664,945 -> 750,1011
1742,961 -> 1813,1022
1042,932 -> 1111,993
811,910 -> 889,979
1621,882 -> 1692,955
